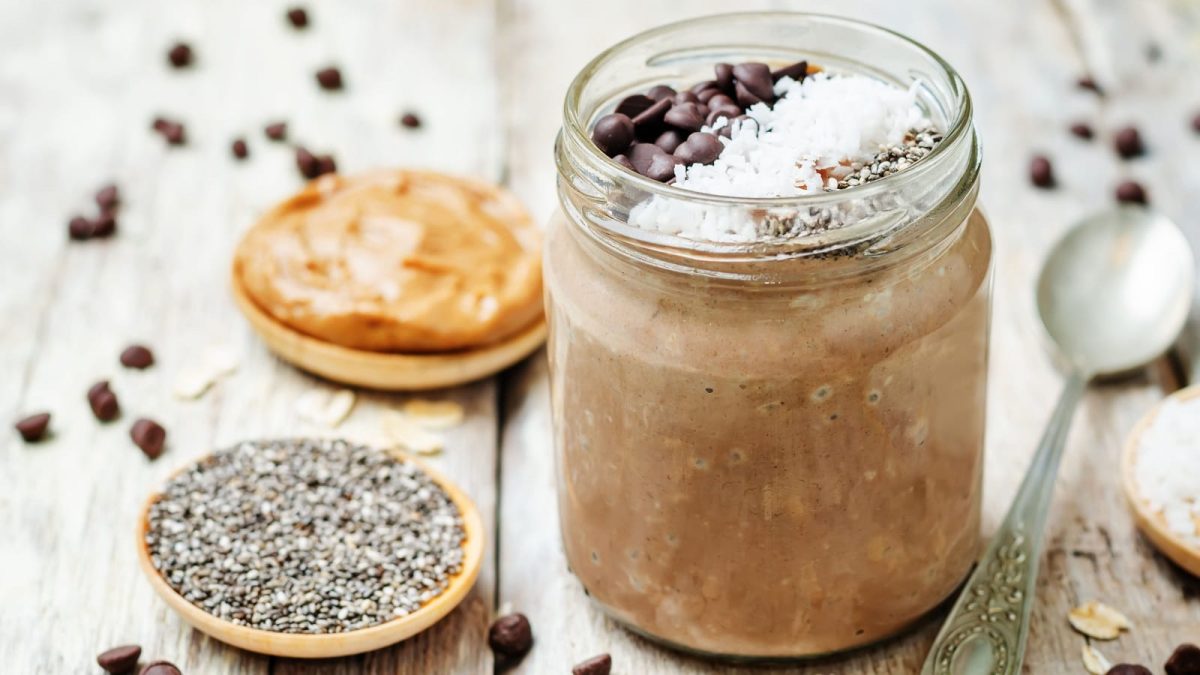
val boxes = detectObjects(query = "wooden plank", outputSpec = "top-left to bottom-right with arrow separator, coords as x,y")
497,0 -> 1200,673
0,0 -> 500,673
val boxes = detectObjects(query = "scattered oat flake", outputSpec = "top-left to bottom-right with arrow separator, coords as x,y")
381,411 -> 445,456
402,399 -> 465,430
1082,643 -> 1113,674
296,389 -> 357,427
173,365 -> 216,400
1068,601 -> 1132,640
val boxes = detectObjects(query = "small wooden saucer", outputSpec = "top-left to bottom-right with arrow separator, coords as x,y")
1121,384 -> 1200,578
231,274 -> 546,391
136,450 -> 485,658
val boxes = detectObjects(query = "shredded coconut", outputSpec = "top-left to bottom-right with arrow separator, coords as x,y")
627,72 -> 934,243
1133,395 -> 1200,547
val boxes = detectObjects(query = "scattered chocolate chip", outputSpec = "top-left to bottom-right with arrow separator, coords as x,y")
231,138 -> 249,160
1191,112 -> 1200,134
732,62 -> 774,104
315,66 -> 343,90
772,60 -> 809,83
714,63 -> 734,92
614,94 -> 654,119
295,147 -> 336,179
88,381 -> 120,422
630,97 -> 672,138
572,653 -> 612,675
488,613 -> 533,660
1077,75 -> 1103,95
663,102 -> 705,132
15,413 -> 50,443
1106,666 -> 1152,675
653,129 -> 686,154
646,84 -> 675,101
591,113 -> 634,156
130,418 -> 167,459
1115,180 -> 1148,205
674,131 -> 723,165
264,122 -> 288,141
1166,643 -> 1200,675
142,661 -> 181,675
1069,122 -> 1094,140
286,6 -> 309,29
1114,126 -> 1145,159
97,645 -> 141,673
152,118 -> 186,146
68,215 -> 94,240
167,42 -> 193,69
400,112 -> 422,129
120,345 -> 155,369
316,154 -> 336,176
95,184 -> 120,211
611,154 -> 634,172
91,212 -> 117,238
1029,155 -> 1055,188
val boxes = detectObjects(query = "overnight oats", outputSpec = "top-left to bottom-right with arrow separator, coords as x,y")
545,13 -> 992,659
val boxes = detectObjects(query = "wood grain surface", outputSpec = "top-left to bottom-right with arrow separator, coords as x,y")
1,0 -> 1198,673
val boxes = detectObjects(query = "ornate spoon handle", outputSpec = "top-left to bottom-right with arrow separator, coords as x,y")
921,371 -> 1087,675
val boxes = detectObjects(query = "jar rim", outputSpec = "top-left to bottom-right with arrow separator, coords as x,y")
559,11 -> 976,254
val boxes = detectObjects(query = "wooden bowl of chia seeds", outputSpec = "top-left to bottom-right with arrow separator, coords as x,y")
136,438 -> 485,657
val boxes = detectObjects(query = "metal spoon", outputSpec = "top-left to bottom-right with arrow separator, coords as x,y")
921,208 -> 1195,675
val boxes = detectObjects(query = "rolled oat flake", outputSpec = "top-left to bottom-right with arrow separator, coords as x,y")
144,438 -> 466,633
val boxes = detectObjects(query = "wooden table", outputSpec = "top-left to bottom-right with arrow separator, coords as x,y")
2,0 -> 1198,672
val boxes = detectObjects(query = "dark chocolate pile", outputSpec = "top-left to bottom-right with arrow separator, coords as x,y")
590,60 -> 809,182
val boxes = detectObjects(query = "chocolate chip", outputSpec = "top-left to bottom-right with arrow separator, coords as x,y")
154,119 -> 186,146
167,42 -> 193,69
231,138 -> 249,160
628,143 -> 680,181
732,62 -> 774,104
653,129 -> 686,153
1107,666 -> 1152,675
591,113 -> 635,156
645,151 -> 682,182
611,154 -> 634,172
1192,112 -> 1200,134
689,79 -> 718,95
615,94 -> 654,119
714,63 -> 734,92
772,60 -> 809,83
1166,643 -> 1200,675
673,91 -> 699,105
1114,126 -> 1145,159
151,117 -> 169,132
88,381 -> 120,422
664,102 -> 705,132
264,122 -> 288,141
68,215 -> 94,240
95,184 -> 120,211
488,613 -> 533,660
97,644 -> 141,673
734,81 -> 764,108
572,653 -> 612,675
675,131 -> 722,165
141,661 -> 181,675
1077,75 -> 1103,95
646,84 -> 675,101
286,7 -> 309,29
400,112 -> 422,129
1069,122 -> 1094,140
130,418 -> 167,459
1115,180 -> 1148,205
630,98 -> 672,138
15,413 -> 50,443
694,87 -> 720,104
315,66 -> 343,90
1029,155 -> 1055,188
120,345 -> 155,369
296,148 -> 335,179
91,212 -> 117,238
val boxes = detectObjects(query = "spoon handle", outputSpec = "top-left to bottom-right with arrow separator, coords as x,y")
921,371 -> 1087,675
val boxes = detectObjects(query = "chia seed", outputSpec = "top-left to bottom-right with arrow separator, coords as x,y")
829,126 -> 942,190
144,438 -> 466,634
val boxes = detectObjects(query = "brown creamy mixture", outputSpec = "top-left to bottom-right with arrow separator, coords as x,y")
234,170 -> 542,353
545,209 -> 992,657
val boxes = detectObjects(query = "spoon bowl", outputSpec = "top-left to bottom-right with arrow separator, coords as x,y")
1036,207 -> 1195,376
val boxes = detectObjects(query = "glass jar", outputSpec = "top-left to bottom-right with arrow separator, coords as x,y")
546,12 -> 990,660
